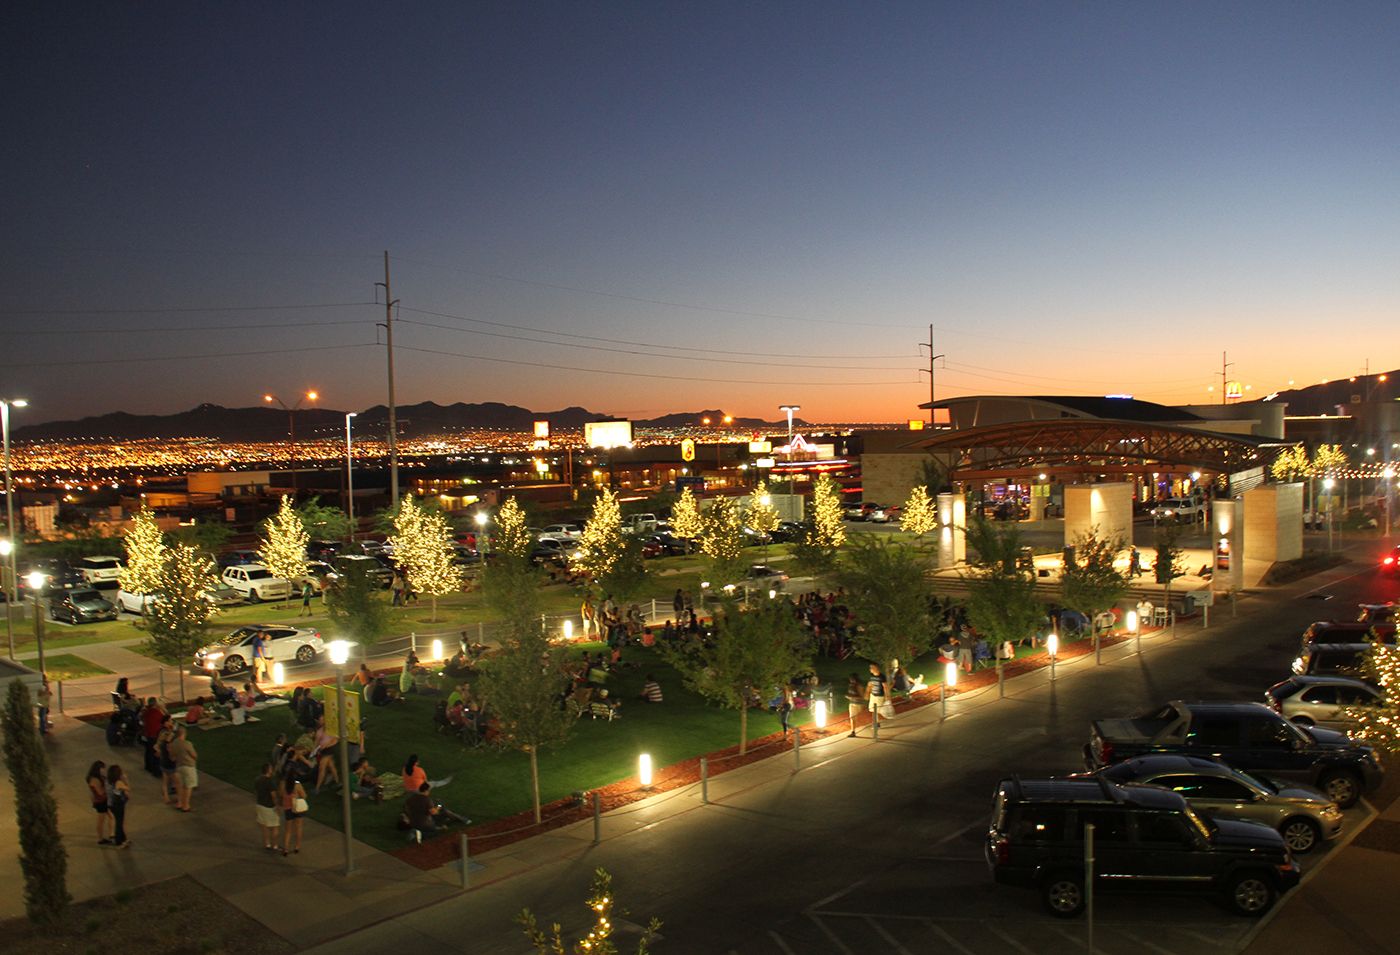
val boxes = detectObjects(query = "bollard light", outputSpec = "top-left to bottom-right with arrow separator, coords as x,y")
563,619 -> 573,641
638,753 -> 653,788
945,662 -> 958,689
328,639 -> 350,667
271,662 -> 285,685
431,638 -> 443,661
1126,610 -> 1138,633
1047,633 -> 1058,658
768,589 -> 777,600
813,699 -> 827,729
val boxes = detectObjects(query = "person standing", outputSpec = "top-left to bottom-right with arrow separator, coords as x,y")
672,588 -> 685,623
156,718 -> 179,804
280,770 -> 308,856
390,572 -> 405,607
866,662 -> 890,726
251,630 -> 270,683
106,764 -> 132,848
300,580 -> 315,616
36,676 -> 52,735
167,724 -> 199,812
86,760 -> 112,845
139,697 -> 166,777
844,673 -> 864,738
254,763 -> 281,850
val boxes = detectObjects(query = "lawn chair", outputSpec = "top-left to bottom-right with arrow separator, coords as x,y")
588,699 -> 620,721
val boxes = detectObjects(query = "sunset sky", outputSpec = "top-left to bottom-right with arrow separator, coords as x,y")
3,2 -> 1398,425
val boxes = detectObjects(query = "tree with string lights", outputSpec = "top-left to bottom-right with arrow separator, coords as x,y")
700,495 -> 748,585
390,495 -> 463,622
670,486 -> 703,543
518,867 -> 659,954
146,544 -> 218,701
119,506 -> 167,619
258,495 -> 309,608
1344,635 -> 1400,755
793,473 -> 845,575
899,485 -> 938,536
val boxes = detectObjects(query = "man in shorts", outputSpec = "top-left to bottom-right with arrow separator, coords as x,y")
167,724 -> 199,812
254,762 -> 281,849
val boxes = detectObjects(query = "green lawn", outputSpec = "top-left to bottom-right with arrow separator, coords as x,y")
19,652 -> 112,680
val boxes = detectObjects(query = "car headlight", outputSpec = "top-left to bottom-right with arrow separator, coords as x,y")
203,651 -> 223,660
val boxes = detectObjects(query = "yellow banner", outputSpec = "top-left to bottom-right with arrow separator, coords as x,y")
323,686 -> 362,744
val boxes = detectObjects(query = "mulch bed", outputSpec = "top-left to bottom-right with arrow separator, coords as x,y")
391,626 -> 1161,870
1,877 -> 295,955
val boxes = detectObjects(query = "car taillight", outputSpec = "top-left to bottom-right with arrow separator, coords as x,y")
1385,557 -> 1396,566
1098,738 -> 1114,763
990,835 -> 1010,865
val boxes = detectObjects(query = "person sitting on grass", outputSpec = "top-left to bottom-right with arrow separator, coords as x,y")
639,675 -> 663,703
402,753 -> 452,794
183,696 -> 217,726
208,672 -> 236,706
369,676 -> 399,707
351,757 -> 384,802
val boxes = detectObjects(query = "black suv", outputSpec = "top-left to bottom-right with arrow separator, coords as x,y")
987,777 -> 1300,918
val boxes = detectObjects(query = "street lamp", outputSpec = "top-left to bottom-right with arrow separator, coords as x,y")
2,398 -> 28,659
1323,477 -> 1336,551
263,390 -> 319,493
474,510 -> 488,554
344,413 -> 358,543
328,639 -> 354,875
24,570 -> 46,677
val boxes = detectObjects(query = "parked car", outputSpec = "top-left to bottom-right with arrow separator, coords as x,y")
842,501 -> 870,520
1291,643 -> 1373,678
116,589 -> 156,615
745,565 -> 789,589
1090,753 -> 1343,853
1299,619 -> 1395,648
624,513 -> 659,534
769,520 -> 807,543
1356,602 -> 1397,625
1382,547 -> 1400,575
203,581 -> 245,610
220,564 -> 292,603
1150,498 -> 1206,524
216,549 -> 261,569
867,504 -> 901,523
16,559 -> 83,596
77,555 -> 124,586
306,540 -> 342,561
986,777 -> 1300,918
1266,675 -> 1384,732
539,523 -> 583,542
119,581 -> 246,614
331,554 -> 394,588
49,588 -> 117,624
639,532 -> 690,557
193,624 -> 325,675
1084,700 -> 1383,807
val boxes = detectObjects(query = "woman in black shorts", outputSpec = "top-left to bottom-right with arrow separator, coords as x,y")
86,760 -> 112,844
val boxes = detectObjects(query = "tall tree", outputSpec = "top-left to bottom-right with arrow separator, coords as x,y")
519,868 -> 660,955
1153,525 -> 1185,617
476,617 -> 579,823
259,495 -> 309,607
836,537 -> 936,672
700,496 -> 748,586
296,496 -> 351,541
1060,527 -> 1130,639
792,473 -> 845,576
899,485 -> 938,536
481,498 -> 543,625
1,681 -> 69,926
962,516 -> 1044,660
746,481 -> 780,563
391,496 -> 463,622
119,506 -> 167,620
660,601 -> 812,755
492,497 -> 534,563
573,487 -> 648,599
145,544 -> 218,701
670,486 -> 704,542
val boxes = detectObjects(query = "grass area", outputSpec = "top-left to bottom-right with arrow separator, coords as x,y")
1262,550 -> 1351,585
18,653 -> 112,680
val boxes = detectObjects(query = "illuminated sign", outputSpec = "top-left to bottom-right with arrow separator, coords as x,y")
585,420 -> 633,449
755,457 -> 775,468
534,421 -> 550,439
1225,381 -> 1243,401
748,440 -> 772,454
681,438 -> 696,462
907,420 -> 925,430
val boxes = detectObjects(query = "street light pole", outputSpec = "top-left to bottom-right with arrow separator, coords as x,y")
2,397 -> 28,660
779,405 -> 800,496
345,413 -> 358,544
25,572 -> 46,677
263,391 -> 319,494
1324,478 -> 1336,552
329,640 -> 354,875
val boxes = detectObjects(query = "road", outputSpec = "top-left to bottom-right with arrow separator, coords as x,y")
300,545 -> 1397,955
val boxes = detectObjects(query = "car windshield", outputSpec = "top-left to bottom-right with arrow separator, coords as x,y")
245,569 -> 272,580
1183,804 -> 1216,842
85,558 -> 120,569
71,590 -> 102,602
1233,768 -> 1277,794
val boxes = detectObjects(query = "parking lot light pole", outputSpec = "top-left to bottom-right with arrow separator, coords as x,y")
25,571 -> 47,677
329,639 -> 354,875
2,397 -> 27,659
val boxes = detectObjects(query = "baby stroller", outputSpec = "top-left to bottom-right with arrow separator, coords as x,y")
106,695 -> 141,747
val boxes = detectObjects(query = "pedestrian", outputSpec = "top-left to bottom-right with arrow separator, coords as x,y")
844,673 -> 864,737
156,717 -> 179,803
391,572 -> 404,607
581,593 -> 595,638
672,588 -> 684,622
106,764 -> 132,848
86,760 -> 113,845
36,676 -> 52,735
778,686 -> 794,737
1128,546 -> 1142,579
167,723 -> 199,812
251,629 -> 270,683
254,762 -> 282,851
866,662 -> 891,724
139,697 -> 166,776
280,769 -> 308,856
300,580 -> 315,616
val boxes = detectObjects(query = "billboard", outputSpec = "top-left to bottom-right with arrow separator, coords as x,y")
585,420 -> 633,449
534,420 -> 550,438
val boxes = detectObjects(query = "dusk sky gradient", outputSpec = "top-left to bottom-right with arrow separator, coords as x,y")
4,2 -> 1398,425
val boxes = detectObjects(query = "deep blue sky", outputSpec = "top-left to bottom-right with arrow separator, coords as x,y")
3,2 -> 1398,425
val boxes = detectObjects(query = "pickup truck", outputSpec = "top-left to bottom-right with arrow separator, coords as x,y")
1084,700 -> 1382,808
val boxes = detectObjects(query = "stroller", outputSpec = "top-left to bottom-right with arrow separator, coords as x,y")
106,693 -> 141,747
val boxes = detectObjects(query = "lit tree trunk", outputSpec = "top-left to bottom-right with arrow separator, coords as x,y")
529,746 -> 541,824
430,594 -> 438,623
177,637 -> 187,703
739,701 -> 748,755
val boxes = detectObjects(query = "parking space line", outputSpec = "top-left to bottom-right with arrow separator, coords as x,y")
863,916 -> 915,955
984,922 -> 1037,955
766,930 -> 797,954
1051,926 -> 1093,952
1114,927 -> 1181,955
928,923 -> 979,955
1174,927 -> 1226,946
804,913 -> 856,955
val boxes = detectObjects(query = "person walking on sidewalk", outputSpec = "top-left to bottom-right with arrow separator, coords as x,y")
254,763 -> 281,851
86,760 -> 113,845
866,663 -> 891,726
845,673 -> 864,737
167,724 -> 199,812
106,764 -> 132,848
251,630 -> 271,684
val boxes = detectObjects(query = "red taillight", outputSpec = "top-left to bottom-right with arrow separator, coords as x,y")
1385,557 -> 1395,566
991,836 -> 1010,865
1099,739 -> 1114,763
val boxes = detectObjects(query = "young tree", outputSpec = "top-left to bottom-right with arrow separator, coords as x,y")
482,499 -> 543,624
836,537 -> 936,672
899,485 -> 938,536
1345,641 -> 1400,754
519,868 -> 660,955
670,486 -> 704,542
573,487 -> 648,599
259,495 -> 309,607
477,621 -> 580,824
660,601 -> 812,755
145,544 -> 218,701
325,560 -> 392,650
1153,525 -> 1185,617
1,681 -> 69,925
119,506 -> 167,620
296,496 -> 352,541
1270,444 -> 1308,483
962,517 -> 1044,662
1060,527 -> 1130,642
792,473 -> 845,575
747,481 -> 780,535
391,497 -> 463,622
493,497 -> 534,563
700,496 -> 748,586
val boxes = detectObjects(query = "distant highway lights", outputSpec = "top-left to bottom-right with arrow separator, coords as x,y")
1,397 -> 27,659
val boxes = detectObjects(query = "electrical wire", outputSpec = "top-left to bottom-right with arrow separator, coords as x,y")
0,302 -> 377,316
0,342 -> 376,369
4,319 -> 376,336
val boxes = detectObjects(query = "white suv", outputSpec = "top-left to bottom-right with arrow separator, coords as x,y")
539,523 -> 583,542
78,555 -> 125,585
221,564 -> 292,603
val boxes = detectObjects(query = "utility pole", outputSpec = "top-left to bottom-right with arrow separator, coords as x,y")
918,324 -> 945,427
376,251 -> 400,506
1220,351 -> 1233,405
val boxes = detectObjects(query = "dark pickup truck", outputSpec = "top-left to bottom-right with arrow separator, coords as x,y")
1085,700 -> 1382,808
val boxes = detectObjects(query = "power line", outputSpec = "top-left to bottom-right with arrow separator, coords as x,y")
0,342 -> 376,369
396,305 -> 913,360
2,319 -> 375,336
395,342 -> 915,386
0,302 -> 376,316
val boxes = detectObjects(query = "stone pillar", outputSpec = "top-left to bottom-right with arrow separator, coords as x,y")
1242,483 -> 1302,587
1063,482 -> 1134,549
1212,497 -> 1246,594
937,492 -> 966,569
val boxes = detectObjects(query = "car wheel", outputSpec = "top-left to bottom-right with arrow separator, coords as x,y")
1320,769 -> 1362,808
1225,871 -> 1275,917
1041,872 -> 1085,918
1290,715 -> 1315,727
222,654 -> 247,675
1280,817 -> 1321,854
49,606 -> 60,621
295,645 -> 315,664
248,589 -> 262,604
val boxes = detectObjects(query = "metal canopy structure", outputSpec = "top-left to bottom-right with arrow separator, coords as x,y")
909,419 -> 1270,481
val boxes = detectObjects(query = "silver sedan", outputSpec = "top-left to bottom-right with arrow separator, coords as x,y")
1093,753 -> 1343,853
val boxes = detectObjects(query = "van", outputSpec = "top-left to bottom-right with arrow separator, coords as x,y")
1291,643 -> 1373,677
626,513 -> 658,534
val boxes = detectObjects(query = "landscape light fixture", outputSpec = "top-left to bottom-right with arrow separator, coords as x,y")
563,619 -> 573,641
638,753 -> 653,789
431,638 -> 443,661
1047,633 -> 1058,682
24,569 -> 46,675
813,699 -> 827,729
326,637 -> 354,875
